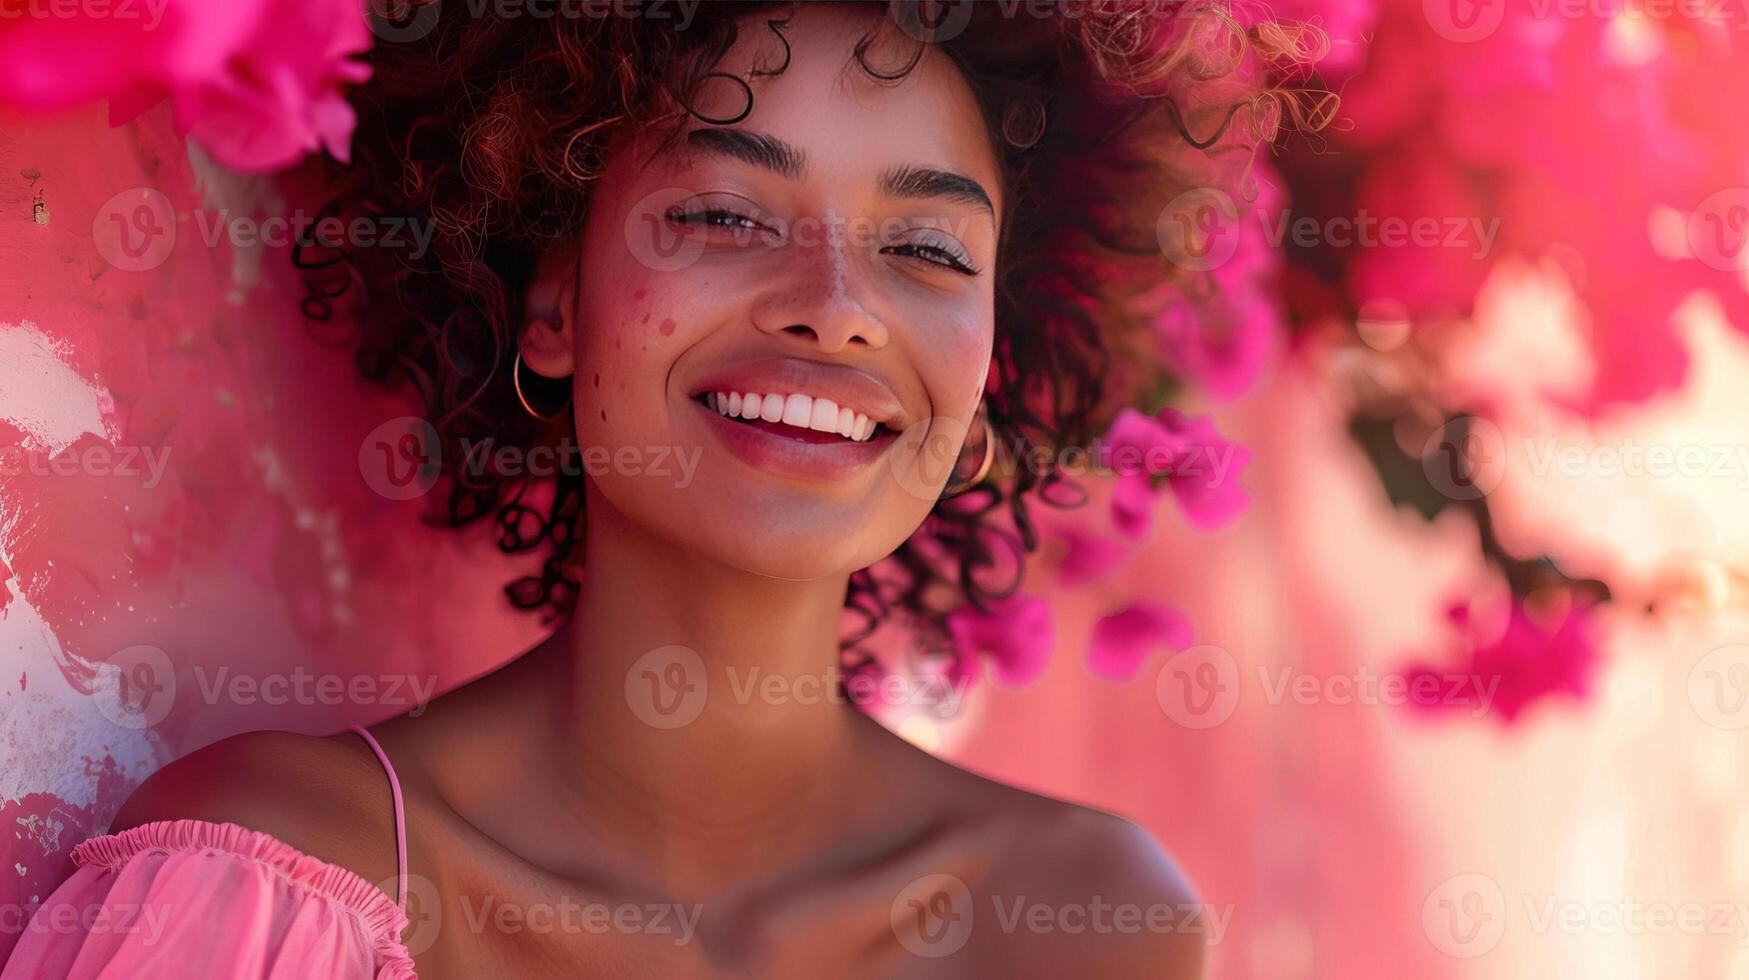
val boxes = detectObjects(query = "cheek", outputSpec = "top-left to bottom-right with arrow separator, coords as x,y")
573,297 -> 662,439
570,273 -> 719,450
910,307 -> 994,420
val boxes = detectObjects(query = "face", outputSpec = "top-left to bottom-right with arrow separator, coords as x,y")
523,5 -> 1001,581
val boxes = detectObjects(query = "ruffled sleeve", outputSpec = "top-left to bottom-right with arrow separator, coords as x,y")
1,820 -> 416,980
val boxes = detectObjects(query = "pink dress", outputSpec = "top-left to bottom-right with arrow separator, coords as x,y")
1,728 -> 417,979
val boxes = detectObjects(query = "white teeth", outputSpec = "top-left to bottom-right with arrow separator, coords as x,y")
809,398 -> 839,433
704,390 -> 878,441
760,393 -> 785,423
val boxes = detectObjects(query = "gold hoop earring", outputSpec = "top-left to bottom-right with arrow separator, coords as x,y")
942,414 -> 997,499
513,352 -> 571,422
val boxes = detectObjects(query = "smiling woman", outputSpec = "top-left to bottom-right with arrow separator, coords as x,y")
2,2 -> 1325,978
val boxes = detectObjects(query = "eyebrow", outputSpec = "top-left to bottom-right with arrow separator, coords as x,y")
684,128 -> 995,218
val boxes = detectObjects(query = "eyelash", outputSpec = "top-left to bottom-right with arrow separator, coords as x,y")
666,208 -> 980,276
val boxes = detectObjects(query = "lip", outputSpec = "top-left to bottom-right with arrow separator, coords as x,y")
688,358 -> 908,430
691,396 -> 899,482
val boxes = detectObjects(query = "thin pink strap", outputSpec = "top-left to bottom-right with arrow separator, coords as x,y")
349,725 -> 408,913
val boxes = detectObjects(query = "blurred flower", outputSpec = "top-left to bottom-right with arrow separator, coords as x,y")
946,592 -> 1055,689
1328,0 -> 1749,409
1106,406 -> 1252,538
1053,521 -> 1133,587
1087,601 -> 1195,681
1151,177 -> 1289,401
1346,138 -> 1493,321
1154,273 -> 1283,402
1399,598 -> 1602,724
0,0 -> 371,172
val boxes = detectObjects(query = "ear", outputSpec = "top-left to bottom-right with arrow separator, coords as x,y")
519,242 -> 580,378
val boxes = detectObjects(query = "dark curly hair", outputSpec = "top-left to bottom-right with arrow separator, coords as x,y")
300,0 -> 1328,675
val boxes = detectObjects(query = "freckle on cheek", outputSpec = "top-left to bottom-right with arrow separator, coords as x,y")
600,410 -> 607,422
641,312 -> 650,325
593,373 -> 600,388
659,318 -> 675,336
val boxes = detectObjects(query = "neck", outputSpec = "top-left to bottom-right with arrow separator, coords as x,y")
539,487 -> 870,855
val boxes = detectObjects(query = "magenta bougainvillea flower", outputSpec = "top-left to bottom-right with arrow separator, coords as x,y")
1052,520 -> 1134,588
1150,176 -> 1288,402
1334,0 -> 1749,408
1105,406 -> 1252,539
1086,601 -> 1196,681
946,592 -> 1055,690
1398,599 -> 1602,725
0,0 -> 371,172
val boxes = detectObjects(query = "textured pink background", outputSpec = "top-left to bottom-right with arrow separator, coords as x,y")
4,103 -> 1745,980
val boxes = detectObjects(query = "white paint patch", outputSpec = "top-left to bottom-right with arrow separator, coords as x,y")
0,509 -> 160,810
0,324 -> 157,814
0,321 -> 120,454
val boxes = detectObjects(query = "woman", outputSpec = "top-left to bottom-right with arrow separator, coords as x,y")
5,2 -> 1318,976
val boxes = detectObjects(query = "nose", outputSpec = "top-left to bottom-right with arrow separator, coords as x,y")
749,211 -> 891,353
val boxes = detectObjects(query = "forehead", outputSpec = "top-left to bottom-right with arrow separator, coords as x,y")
670,6 -> 1003,210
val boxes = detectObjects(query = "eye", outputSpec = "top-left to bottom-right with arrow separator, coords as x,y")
661,201 -> 780,243
882,239 -> 980,276
664,206 -> 755,229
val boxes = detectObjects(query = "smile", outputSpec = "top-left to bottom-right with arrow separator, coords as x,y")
691,392 -> 899,481
698,390 -> 888,442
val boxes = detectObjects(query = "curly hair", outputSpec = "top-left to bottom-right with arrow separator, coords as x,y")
301,0 -> 1329,674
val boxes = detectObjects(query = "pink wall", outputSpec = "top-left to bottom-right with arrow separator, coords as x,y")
5,102 -> 1746,979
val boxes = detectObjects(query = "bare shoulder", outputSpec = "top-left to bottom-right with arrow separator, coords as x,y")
109,729 -> 402,899
887,738 -> 1208,980
966,795 -> 1207,979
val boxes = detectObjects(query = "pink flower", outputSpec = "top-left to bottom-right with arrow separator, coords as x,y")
1397,598 -> 1603,725
1150,174 -> 1287,402
1153,280 -> 1282,402
1053,522 -> 1133,587
1105,407 -> 1251,539
945,593 -> 1055,689
1087,601 -> 1195,681
0,0 -> 371,172
1031,506 -> 1133,587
